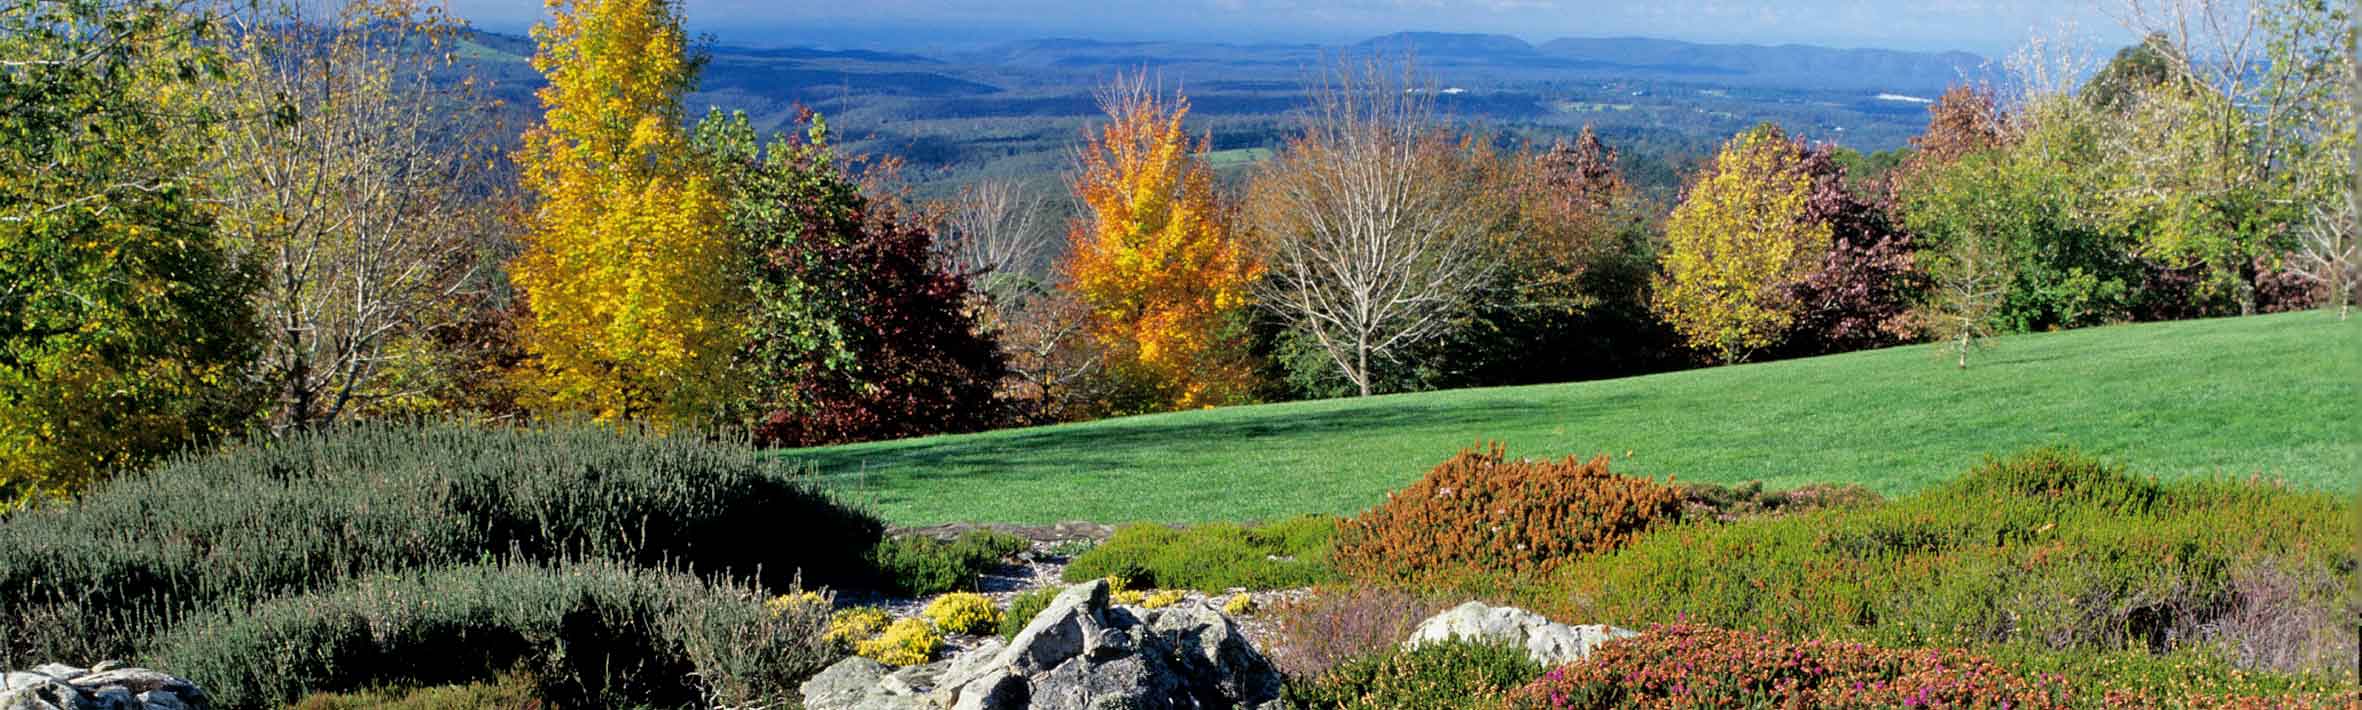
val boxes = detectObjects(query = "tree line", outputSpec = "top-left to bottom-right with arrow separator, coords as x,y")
2,0 -> 2352,508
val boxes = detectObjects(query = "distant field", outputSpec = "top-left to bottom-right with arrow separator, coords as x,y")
1205,147 -> 1275,168
789,312 -> 2356,526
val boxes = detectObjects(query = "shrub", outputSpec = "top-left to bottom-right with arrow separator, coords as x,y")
0,423 -> 882,666
1532,448 -> 2359,685
1285,639 -> 1540,710
868,530 -> 1028,596
855,618 -> 940,667
765,591 -> 830,619
1936,446 -> 2163,514
1141,589 -> 1187,609
1503,624 -> 2075,709
1223,594 -> 1256,616
1063,515 -> 1340,591
290,671 -> 546,710
922,593 -> 1001,635
1000,588 -> 1059,640
1265,587 -> 1450,680
1679,480 -> 1882,521
827,607 -> 892,646
1504,624 -> 2362,709
149,561 -> 833,710
1334,445 -> 1682,584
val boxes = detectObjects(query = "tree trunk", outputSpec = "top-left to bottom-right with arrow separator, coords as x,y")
1355,341 -> 1372,397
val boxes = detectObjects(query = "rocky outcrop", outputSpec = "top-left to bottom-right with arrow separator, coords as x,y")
0,662 -> 209,710
1402,601 -> 1637,668
803,579 -> 1284,710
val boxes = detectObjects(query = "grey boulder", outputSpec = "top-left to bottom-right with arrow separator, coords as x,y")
805,580 -> 1283,710
1402,601 -> 1637,668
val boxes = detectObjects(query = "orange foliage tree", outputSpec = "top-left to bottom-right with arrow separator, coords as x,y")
1062,75 -> 1261,411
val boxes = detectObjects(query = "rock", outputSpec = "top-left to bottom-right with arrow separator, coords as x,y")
1403,601 -> 1638,668
807,579 -> 1284,710
0,664 -> 206,710
25,668 -> 80,684
802,657 -> 921,710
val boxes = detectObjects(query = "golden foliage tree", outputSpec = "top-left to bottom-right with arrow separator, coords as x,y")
1063,75 -> 1260,411
510,0 -> 741,425
1653,124 -> 1831,363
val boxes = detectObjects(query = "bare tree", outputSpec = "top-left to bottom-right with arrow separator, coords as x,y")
938,178 -> 1057,299
1246,58 -> 1513,396
2293,185 -> 2358,319
208,0 -> 501,431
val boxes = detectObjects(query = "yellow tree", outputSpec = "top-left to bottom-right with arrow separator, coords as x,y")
1063,75 -> 1260,411
1654,124 -> 1830,363
511,0 -> 741,425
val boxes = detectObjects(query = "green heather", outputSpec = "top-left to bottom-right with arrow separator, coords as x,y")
795,311 -> 2357,525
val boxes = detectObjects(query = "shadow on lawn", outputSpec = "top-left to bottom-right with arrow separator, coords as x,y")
789,395 -> 1631,491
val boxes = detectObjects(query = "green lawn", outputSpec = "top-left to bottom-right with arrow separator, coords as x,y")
790,311 -> 2357,526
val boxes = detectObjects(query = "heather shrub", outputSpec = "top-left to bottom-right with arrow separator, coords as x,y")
827,607 -> 892,646
0,423 -> 883,665
856,618 -> 941,666
1533,448 -> 2359,684
1284,639 -> 1540,710
1506,624 -> 2362,709
1063,515 -> 1339,591
1265,586 -> 1450,679
922,592 -> 1001,635
999,588 -> 1059,640
1503,624 -> 2078,709
1935,446 -> 2163,514
869,530 -> 1028,596
1334,445 -> 1682,584
150,561 -> 833,710
290,671 -> 545,710
1680,480 -> 1882,521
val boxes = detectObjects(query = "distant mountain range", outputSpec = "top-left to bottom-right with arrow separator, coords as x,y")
452,26 -> 2003,196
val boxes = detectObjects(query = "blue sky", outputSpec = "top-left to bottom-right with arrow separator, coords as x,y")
446,0 -> 2130,56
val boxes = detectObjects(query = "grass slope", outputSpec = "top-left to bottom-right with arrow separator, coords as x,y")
792,312 -> 2356,526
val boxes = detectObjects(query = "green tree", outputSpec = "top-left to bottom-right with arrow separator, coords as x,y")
0,0 -> 259,507
695,111 -> 1014,446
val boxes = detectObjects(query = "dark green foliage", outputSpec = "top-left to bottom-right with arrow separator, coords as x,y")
152,561 -> 834,710
1284,639 -> 1541,710
868,530 -> 1028,596
1063,516 -> 1340,592
999,588 -> 1059,640
0,422 -> 883,665
1536,448 -> 2360,682
694,110 -> 1013,447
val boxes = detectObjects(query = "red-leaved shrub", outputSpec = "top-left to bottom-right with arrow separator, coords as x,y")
1506,624 -> 2079,709
1334,444 -> 1683,583
1505,624 -> 2362,710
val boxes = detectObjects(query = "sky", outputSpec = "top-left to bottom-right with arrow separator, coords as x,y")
446,0 -> 2134,57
